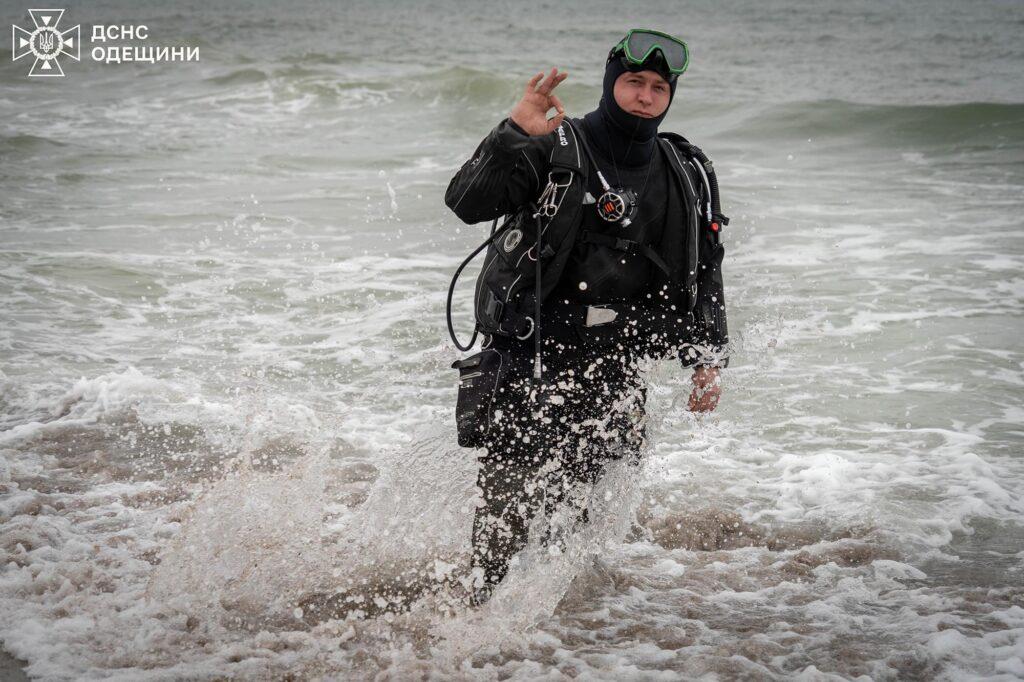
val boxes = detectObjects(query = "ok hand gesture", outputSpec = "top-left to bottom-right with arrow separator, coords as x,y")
509,67 -> 568,136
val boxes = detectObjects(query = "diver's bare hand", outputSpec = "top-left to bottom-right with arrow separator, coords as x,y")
509,67 -> 568,136
688,366 -> 721,412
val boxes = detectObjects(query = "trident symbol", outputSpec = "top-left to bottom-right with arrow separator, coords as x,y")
11,9 -> 81,77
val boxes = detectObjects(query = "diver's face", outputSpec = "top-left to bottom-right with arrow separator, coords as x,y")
613,70 -> 671,119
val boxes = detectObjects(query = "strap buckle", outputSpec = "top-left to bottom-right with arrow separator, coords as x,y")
527,243 -> 556,261
483,290 -> 504,326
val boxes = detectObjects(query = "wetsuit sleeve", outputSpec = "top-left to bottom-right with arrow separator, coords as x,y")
444,118 -> 550,224
682,185 -> 730,370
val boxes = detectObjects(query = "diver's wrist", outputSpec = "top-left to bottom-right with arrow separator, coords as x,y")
507,117 -> 529,136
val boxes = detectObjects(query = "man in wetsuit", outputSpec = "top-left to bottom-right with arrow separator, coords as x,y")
445,30 -> 730,604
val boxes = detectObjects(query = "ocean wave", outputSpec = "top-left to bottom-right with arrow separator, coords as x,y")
202,67 -> 269,86
724,99 -> 1024,148
0,133 -> 69,155
402,66 -> 520,105
278,51 -> 361,66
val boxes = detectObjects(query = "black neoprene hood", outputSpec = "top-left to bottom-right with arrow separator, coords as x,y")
581,50 -> 678,168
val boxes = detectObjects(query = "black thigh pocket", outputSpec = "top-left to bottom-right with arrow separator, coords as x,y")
452,349 -> 506,449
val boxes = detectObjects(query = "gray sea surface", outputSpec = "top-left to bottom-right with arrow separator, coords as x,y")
1,0 -> 1023,679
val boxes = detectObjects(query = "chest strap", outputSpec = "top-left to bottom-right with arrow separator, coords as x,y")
578,230 -> 672,278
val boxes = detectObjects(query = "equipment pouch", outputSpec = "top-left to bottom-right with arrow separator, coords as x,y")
451,349 -> 506,448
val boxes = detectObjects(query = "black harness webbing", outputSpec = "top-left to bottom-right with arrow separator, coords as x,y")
577,230 -> 672,278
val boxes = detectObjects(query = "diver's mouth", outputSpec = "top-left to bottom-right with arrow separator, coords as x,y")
630,110 -> 654,118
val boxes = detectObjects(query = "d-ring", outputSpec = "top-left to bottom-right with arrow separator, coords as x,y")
527,246 -> 537,261
515,316 -> 535,340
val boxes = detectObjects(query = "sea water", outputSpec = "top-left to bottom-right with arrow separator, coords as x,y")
1,0 -> 1023,678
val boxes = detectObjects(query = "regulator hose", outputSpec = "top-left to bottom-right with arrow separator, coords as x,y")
684,144 -> 729,229
446,216 -> 514,351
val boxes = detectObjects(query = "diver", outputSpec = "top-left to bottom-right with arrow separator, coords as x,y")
445,29 -> 731,606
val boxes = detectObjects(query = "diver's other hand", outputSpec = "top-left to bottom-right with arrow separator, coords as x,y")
688,366 -> 721,412
509,67 -> 568,136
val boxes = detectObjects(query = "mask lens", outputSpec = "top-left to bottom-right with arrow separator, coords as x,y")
625,30 -> 688,74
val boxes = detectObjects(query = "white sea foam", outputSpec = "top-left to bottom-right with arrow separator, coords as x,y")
2,0 -> 1023,676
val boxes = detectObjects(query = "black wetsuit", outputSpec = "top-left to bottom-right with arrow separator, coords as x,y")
554,140 -> 669,304
470,332 -> 647,593
454,57 -> 729,601
470,120 -> 676,596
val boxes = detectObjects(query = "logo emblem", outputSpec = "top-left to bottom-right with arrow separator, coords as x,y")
596,191 -> 626,222
11,9 -> 80,77
556,125 -> 568,147
595,187 -> 638,226
502,228 -> 523,252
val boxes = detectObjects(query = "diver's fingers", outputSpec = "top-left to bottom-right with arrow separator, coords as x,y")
550,71 -> 568,91
688,385 -> 716,412
697,387 -> 721,412
549,94 -> 565,115
547,111 -> 565,133
525,72 -> 544,94
537,67 -> 559,94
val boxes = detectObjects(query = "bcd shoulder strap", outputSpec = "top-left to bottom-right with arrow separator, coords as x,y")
658,132 -> 729,240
